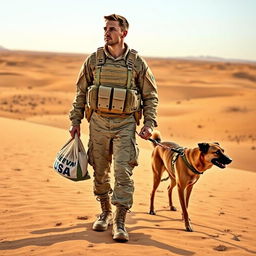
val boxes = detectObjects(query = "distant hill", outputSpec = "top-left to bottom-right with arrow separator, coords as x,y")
175,55 -> 256,64
0,46 -> 9,51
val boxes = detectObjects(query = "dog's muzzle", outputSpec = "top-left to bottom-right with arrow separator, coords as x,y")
211,153 -> 232,169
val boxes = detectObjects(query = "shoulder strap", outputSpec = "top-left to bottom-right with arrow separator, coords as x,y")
96,47 -> 105,66
126,49 -> 138,89
126,49 -> 137,69
95,47 -> 105,86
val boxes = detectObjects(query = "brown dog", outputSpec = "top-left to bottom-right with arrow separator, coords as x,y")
149,131 -> 232,232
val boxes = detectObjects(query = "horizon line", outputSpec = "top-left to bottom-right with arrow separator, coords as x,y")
1,46 -> 256,64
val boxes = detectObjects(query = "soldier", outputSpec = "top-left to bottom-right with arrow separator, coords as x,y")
69,14 -> 158,242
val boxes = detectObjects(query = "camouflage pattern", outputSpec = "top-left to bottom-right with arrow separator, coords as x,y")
88,112 -> 138,209
69,44 -> 157,209
69,43 -> 158,130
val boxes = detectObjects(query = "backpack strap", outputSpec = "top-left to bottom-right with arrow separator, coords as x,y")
126,49 -> 138,89
95,47 -> 105,86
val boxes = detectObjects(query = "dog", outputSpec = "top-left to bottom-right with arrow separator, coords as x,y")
149,131 -> 232,232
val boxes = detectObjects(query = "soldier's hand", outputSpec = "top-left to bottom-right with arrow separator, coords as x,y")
69,125 -> 81,138
139,126 -> 152,140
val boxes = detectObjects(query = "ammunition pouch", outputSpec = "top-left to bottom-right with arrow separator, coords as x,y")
111,87 -> 127,113
87,85 -> 141,116
87,85 -> 98,110
124,89 -> 141,113
98,86 -> 112,112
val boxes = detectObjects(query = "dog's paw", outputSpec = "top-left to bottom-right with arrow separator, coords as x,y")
149,210 -> 156,215
170,206 -> 177,211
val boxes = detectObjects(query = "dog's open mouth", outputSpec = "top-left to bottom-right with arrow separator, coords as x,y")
211,159 -> 226,169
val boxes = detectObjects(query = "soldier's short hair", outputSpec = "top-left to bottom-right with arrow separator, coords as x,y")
104,14 -> 129,31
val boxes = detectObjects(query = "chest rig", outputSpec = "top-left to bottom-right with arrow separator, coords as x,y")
86,47 -> 141,115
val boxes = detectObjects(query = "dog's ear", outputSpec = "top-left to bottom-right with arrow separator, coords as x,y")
213,142 -> 220,145
198,143 -> 210,153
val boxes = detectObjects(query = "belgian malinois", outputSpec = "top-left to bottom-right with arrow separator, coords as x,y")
149,131 -> 232,232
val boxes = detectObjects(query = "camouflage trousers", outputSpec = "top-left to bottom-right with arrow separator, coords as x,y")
87,112 -> 139,209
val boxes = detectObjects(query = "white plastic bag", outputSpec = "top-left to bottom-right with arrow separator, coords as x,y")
53,134 -> 90,181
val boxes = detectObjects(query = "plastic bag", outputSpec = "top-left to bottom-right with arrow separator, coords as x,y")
53,134 -> 90,181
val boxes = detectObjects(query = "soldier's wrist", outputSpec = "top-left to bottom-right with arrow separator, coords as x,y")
71,120 -> 81,127
144,120 -> 156,131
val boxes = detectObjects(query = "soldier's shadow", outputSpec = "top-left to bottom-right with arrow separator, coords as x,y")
1,211 -> 255,255
0,218 -> 194,256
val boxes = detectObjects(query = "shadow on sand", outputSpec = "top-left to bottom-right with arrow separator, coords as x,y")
1,211 -> 255,255
0,220 -> 194,255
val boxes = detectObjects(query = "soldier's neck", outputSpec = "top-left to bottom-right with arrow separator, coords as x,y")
107,43 -> 126,59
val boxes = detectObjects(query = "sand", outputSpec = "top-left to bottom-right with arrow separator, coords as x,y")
0,50 -> 255,255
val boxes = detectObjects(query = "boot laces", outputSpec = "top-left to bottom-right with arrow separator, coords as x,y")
99,211 -> 110,221
116,207 -> 128,229
96,196 -> 111,220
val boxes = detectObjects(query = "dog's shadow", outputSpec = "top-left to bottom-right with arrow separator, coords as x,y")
0,211 -> 255,255
129,210 -> 256,254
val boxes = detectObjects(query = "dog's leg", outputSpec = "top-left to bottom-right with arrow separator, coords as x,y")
149,175 -> 161,215
185,184 -> 193,209
177,184 -> 193,232
168,177 -> 177,211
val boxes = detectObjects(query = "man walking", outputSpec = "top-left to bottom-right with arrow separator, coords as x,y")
69,14 -> 158,242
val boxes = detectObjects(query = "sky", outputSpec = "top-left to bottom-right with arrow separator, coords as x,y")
1,0 -> 256,61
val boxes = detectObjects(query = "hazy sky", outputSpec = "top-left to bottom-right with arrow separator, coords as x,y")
1,0 -> 256,60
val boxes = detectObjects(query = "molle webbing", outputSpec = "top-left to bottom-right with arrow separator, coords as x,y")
126,49 -> 137,89
95,47 -> 105,86
95,47 -> 138,89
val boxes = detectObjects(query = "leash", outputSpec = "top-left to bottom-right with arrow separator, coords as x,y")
136,131 -> 176,151
136,131 -> 184,153
136,131 -> 203,176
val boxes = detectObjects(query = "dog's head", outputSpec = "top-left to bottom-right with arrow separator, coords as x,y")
198,142 -> 232,169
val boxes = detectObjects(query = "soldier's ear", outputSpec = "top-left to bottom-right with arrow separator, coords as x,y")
198,143 -> 210,153
122,30 -> 128,38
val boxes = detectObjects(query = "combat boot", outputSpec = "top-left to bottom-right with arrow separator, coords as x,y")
92,195 -> 112,231
112,206 -> 129,242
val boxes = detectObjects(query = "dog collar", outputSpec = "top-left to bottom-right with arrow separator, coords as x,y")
171,147 -> 204,175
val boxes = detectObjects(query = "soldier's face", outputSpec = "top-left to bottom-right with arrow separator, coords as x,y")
104,20 -> 127,46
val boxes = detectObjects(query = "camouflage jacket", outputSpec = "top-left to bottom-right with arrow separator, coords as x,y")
69,44 -> 158,130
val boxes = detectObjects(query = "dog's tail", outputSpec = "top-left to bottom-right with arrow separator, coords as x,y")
151,130 -> 161,147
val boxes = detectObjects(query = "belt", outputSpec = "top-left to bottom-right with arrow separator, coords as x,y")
95,110 -> 133,118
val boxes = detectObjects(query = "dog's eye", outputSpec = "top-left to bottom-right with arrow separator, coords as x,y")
215,150 -> 220,155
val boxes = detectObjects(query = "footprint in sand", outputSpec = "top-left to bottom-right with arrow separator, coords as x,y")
214,245 -> 228,251
77,216 -> 88,220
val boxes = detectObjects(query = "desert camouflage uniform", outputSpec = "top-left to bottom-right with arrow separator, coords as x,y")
69,43 -> 158,209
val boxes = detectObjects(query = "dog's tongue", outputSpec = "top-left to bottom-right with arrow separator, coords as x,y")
219,162 -> 226,168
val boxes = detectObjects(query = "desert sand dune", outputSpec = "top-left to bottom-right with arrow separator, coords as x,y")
0,117 -> 255,256
0,50 -> 255,255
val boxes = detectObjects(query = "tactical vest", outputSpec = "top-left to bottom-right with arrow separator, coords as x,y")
87,47 -> 141,115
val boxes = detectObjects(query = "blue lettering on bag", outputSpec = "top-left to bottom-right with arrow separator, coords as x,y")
63,167 -> 71,176
54,160 -> 72,177
66,159 -> 76,167
58,163 -> 63,173
70,161 -> 76,167
66,159 -> 72,166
